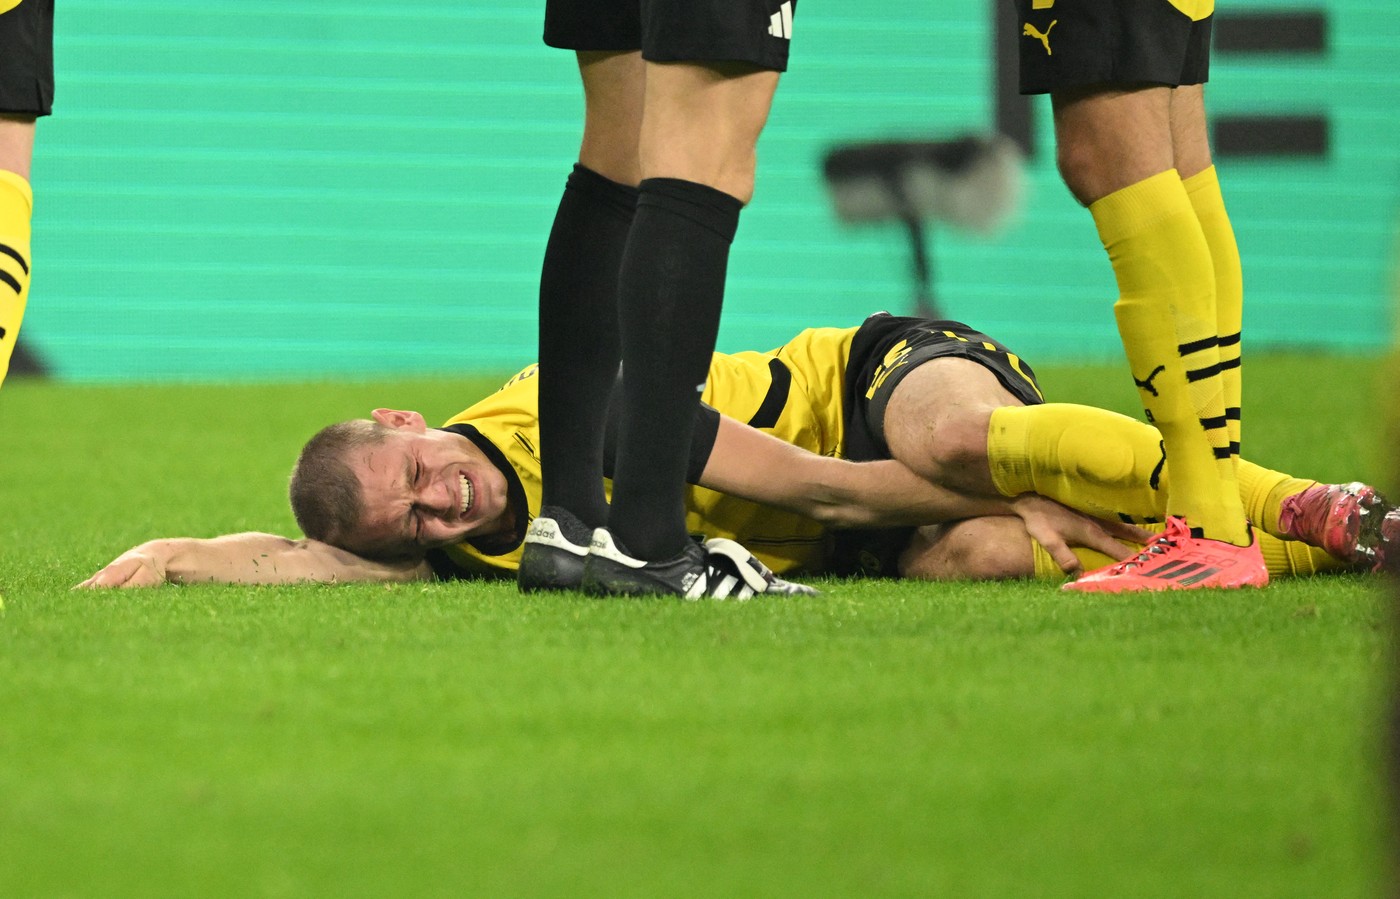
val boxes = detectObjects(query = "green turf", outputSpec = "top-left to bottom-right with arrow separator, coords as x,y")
0,354 -> 1395,898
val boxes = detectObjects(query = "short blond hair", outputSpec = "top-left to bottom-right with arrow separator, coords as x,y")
288,419 -> 386,550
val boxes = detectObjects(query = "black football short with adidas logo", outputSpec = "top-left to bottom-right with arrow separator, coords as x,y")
1013,0 -> 1212,95
0,0 -> 54,115
544,0 -> 797,72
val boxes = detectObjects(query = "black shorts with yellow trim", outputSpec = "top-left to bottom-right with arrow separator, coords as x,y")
544,0 -> 796,71
844,313 -> 1044,461
1015,0 -> 1211,95
827,313 -> 1046,579
0,0 -> 54,116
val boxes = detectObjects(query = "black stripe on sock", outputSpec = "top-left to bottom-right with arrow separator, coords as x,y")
0,270 -> 19,295
1218,331 -> 1241,348
0,243 -> 29,275
1199,414 -> 1228,430
1186,362 -> 1224,382
1225,408 -> 1241,421
1178,335 -> 1219,355
1213,446 -> 1233,460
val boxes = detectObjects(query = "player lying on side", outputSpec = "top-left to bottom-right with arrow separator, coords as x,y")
79,314 -> 1398,592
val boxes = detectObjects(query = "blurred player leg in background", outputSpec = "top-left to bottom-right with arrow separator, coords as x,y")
0,0 -> 54,389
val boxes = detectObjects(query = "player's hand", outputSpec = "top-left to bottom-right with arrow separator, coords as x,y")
1009,495 -> 1152,576
75,544 -> 172,589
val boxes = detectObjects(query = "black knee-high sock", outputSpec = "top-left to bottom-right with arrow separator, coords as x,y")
538,164 -> 639,531
609,178 -> 743,561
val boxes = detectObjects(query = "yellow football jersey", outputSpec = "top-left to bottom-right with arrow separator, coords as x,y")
427,325 -> 861,579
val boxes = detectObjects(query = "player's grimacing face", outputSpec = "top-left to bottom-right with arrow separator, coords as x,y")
348,415 -> 512,558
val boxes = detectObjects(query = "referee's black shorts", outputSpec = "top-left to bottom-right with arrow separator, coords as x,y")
545,0 -> 797,72
0,0 -> 54,116
1014,0 -> 1212,95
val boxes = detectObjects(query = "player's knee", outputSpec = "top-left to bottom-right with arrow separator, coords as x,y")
1054,138 -> 1102,207
711,155 -> 757,205
920,412 -> 994,485
942,519 -> 1034,580
726,160 -> 758,206
640,150 -> 756,205
899,518 -> 1034,581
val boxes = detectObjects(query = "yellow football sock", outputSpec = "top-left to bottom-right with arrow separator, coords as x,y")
1234,462 -> 1315,537
1031,527 -> 1347,581
989,402 -> 1323,541
1183,166 -> 1243,462
0,169 -> 33,389
1257,535 -> 1349,577
988,403 -> 1166,523
1091,170 -> 1248,545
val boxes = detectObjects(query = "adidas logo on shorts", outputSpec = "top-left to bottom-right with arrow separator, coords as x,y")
768,1 -> 793,40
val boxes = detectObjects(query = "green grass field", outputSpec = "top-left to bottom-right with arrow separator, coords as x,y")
1,354 -> 1395,898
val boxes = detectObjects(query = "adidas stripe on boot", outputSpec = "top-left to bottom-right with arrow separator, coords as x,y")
581,528 -> 818,599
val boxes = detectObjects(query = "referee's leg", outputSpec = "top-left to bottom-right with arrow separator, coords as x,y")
536,51 -> 643,533
605,60 -> 779,562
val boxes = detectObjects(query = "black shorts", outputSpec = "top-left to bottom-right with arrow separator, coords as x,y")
1014,0 -> 1211,95
544,0 -> 796,72
829,313 -> 1046,578
0,0 -> 54,116
843,313 -> 1045,462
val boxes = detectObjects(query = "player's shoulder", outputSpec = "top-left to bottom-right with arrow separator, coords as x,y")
497,363 -> 539,392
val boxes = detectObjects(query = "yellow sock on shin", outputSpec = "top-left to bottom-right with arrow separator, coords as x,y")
988,403 -> 1167,522
1235,460 -> 1315,537
988,402 -> 1330,546
1091,170 -> 1247,545
1257,535 -> 1350,577
1183,166 -> 1243,461
0,170 -> 33,389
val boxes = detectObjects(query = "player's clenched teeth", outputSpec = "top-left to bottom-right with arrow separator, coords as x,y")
459,473 -> 474,516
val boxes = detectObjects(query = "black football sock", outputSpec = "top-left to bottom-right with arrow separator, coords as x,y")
537,164 -> 638,530
609,177 -> 743,561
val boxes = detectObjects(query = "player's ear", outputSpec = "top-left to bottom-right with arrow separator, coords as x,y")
371,409 -> 428,432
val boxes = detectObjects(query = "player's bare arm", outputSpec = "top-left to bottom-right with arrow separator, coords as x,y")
701,414 -> 1010,528
77,533 -> 432,589
701,415 -> 1146,570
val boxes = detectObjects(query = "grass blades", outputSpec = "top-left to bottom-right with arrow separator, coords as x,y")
0,353 -> 1394,898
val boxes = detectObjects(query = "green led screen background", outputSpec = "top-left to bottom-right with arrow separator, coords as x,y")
22,0 -> 1400,382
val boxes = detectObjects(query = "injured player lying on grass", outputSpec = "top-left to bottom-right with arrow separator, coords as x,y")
79,314 -> 1399,593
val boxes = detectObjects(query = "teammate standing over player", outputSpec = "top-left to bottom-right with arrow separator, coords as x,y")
0,0 -> 52,388
1014,0 -> 1266,591
522,1 -> 802,596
